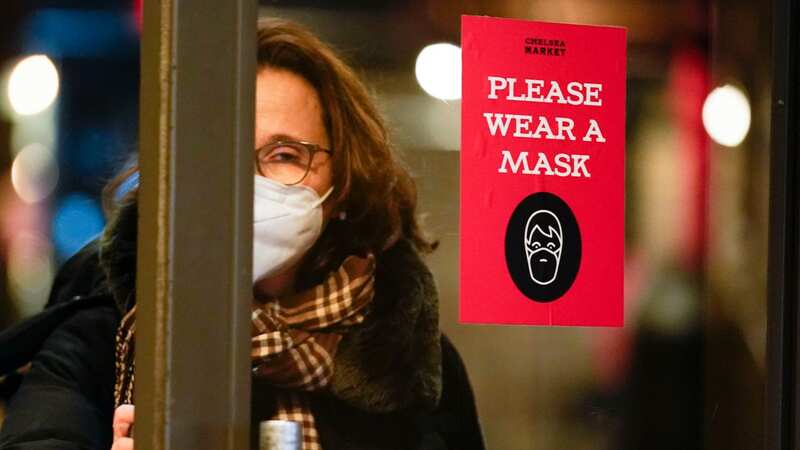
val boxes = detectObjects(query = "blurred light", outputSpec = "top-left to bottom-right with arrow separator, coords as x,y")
11,143 -> 59,203
702,84 -> 751,147
415,43 -> 461,101
7,55 -> 60,115
10,108 -> 56,155
133,0 -> 144,33
7,233 -> 55,316
52,193 -> 105,259
114,170 -> 139,202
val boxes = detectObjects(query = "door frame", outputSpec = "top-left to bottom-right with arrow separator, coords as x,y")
766,0 -> 799,448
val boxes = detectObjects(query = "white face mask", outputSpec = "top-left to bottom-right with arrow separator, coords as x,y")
252,174 -> 333,283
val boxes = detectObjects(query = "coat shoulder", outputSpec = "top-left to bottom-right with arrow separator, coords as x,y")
0,239 -> 118,450
45,239 -> 108,308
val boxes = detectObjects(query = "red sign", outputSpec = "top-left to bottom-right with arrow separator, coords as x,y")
459,15 -> 626,327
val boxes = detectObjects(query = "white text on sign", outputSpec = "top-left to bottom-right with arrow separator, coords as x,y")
484,76 -> 606,179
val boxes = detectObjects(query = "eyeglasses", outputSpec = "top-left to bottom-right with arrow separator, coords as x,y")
255,140 -> 333,186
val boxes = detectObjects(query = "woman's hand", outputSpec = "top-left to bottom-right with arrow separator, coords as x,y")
111,404 -> 135,450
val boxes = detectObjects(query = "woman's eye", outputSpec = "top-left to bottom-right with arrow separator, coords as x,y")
532,242 -> 541,248
546,243 -> 556,249
268,147 -> 302,162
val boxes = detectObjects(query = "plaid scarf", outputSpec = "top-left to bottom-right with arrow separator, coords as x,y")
114,253 -> 376,450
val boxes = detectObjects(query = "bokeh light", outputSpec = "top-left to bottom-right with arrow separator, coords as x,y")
10,108 -> 56,156
415,43 -> 462,101
114,170 -> 139,202
51,193 -> 105,259
7,55 -> 60,116
7,233 -> 55,316
11,142 -> 59,203
702,84 -> 751,147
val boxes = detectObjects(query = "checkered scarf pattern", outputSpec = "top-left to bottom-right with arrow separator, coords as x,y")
113,254 -> 376,450
114,303 -> 136,409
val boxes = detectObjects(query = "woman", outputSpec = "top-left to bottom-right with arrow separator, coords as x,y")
0,18 -> 484,450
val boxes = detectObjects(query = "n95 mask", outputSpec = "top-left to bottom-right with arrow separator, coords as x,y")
253,174 -> 333,283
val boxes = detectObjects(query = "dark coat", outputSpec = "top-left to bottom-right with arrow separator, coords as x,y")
0,199 -> 485,450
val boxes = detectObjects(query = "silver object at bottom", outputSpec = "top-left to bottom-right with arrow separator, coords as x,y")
259,420 -> 302,450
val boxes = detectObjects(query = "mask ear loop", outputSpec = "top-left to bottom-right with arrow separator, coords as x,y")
310,185 -> 335,209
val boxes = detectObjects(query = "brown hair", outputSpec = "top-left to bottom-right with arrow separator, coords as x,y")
103,17 -> 436,286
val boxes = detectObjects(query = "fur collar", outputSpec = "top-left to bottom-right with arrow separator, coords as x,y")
97,196 -> 442,413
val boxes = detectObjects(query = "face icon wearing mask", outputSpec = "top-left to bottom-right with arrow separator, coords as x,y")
524,210 -> 563,285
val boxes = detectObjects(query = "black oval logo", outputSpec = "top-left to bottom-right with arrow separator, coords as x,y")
504,191 -> 581,302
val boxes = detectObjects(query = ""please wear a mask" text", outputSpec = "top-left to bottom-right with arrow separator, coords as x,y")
481,75 -> 607,179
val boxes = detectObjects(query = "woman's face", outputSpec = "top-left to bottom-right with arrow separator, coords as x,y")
255,66 -> 335,221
